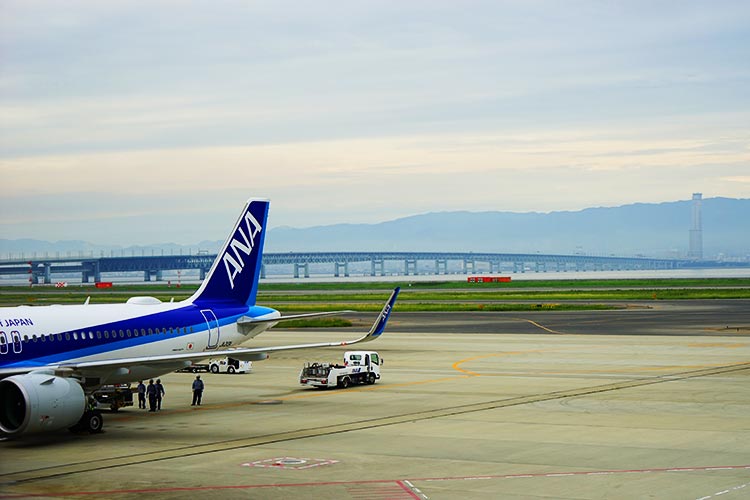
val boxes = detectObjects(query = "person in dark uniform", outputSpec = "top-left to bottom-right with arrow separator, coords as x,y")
137,380 -> 146,409
155,379 -> 165,411
191,375 -> 204,406
146,379 -> 157,412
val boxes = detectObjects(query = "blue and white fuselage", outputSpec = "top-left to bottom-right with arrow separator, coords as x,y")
0,300 -> 280,382
0,198 -> 399,437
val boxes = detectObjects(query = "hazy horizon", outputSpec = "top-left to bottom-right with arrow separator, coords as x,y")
2,2 -> 749,245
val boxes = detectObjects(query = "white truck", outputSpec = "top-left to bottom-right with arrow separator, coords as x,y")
300,351 -> 382,389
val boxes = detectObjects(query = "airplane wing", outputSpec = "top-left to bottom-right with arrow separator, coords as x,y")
236,309 -> 355,334
0,288 -> 399,378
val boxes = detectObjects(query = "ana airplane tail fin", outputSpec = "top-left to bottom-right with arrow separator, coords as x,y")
188,198 -> 269,307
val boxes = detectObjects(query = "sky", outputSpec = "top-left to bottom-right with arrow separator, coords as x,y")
1,0 -> 749,246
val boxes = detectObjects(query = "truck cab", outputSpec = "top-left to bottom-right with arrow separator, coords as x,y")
345,351 -> 381,368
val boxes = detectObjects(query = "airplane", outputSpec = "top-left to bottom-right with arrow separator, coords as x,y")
0,198 -> 399,438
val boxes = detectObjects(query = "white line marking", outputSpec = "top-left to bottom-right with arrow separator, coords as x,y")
695,482 -> 750,500
404,480 -> 429,499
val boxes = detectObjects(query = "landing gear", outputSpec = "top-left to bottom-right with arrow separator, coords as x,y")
69,410 -> 104,434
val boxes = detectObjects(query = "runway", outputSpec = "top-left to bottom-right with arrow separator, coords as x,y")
1,302 -> 749,499
383,300 -> 750,336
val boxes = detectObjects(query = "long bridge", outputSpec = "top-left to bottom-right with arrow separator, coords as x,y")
0,251 -> 712,284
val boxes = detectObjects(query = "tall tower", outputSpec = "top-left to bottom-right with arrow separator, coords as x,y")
688,193 -> 703,260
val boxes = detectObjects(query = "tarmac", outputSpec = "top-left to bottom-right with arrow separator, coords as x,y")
1,301 -> 749,499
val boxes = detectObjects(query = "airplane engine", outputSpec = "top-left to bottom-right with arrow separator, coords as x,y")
0,373 -> 86,437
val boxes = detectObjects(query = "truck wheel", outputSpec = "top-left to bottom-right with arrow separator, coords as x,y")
367,373 -> 376,385
340,377 -> 350,389
210,364 -> 219,374
228,366 -> 236,374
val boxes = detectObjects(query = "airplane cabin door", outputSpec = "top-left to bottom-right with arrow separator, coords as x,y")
200,309 -> 220,349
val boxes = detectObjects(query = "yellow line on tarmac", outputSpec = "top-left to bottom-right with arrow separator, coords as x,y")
507,317 -> 567,334
452,350 -> 550,376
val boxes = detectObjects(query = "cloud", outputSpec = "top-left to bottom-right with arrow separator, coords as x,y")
1,1 -> 749,244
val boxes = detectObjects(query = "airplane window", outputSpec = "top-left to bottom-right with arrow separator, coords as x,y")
57,334 -> 62,341
148,328 -> 153,335
89,332 -> 94,339
1,337 -> 6,345
23,335 -> 29,342
96,331 -> 101,339
120,329 -> 125,338
72,333 -> 77,340
141,329 -> 146,336
134,329 -> 139,337
104,331 -> 109,339
65,333 -> 70,341
41,335 -> 47,342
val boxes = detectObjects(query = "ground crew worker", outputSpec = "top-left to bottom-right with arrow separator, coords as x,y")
146,379 -> 157,412
155,379 -> 165,411
191,375 -> 204,406
137,380 -> 146,409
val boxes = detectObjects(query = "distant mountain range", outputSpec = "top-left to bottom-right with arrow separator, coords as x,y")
2,198 -> 749,259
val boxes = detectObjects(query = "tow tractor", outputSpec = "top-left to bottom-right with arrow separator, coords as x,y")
209,357 -> 252,374
300,351 -> 382,389
176,357 -> 251,374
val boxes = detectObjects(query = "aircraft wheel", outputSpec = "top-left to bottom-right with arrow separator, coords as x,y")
70,411 -> 104,434
85,411 -> 104,433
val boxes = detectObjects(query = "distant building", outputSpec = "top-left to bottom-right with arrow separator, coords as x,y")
688,193 -> 703,260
